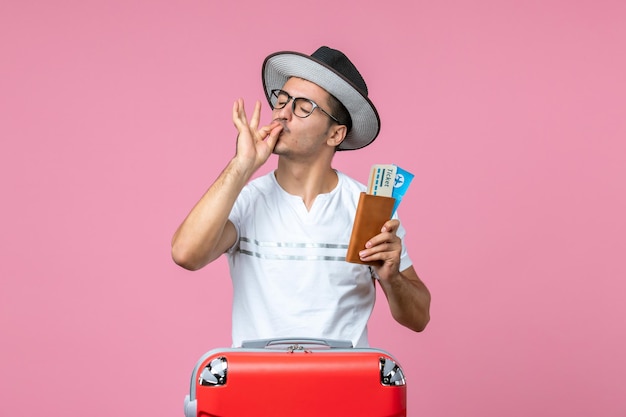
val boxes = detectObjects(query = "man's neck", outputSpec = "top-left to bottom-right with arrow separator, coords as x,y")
274,158 -> 338,210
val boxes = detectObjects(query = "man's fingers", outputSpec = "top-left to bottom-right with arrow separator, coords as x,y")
249,101 -> 261,130
381,219 -> 400,234
232,98 -> 247,128
264,124 -> 283,149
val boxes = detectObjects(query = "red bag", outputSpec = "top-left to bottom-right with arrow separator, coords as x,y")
184,338 -> 407,417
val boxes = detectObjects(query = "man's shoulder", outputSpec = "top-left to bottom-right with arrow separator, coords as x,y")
243,171 -> 276,193
336,170 -> 367,192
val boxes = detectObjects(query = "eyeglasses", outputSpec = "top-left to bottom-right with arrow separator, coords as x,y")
270,89 -> 341,124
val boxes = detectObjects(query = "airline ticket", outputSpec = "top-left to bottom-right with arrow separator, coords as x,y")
367,164 -> 414,215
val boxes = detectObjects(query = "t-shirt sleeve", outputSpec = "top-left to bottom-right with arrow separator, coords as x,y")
395,211 -> 413,272
226,188 -> 248,255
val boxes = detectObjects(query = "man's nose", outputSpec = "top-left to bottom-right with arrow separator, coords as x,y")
274,101 -> 293,120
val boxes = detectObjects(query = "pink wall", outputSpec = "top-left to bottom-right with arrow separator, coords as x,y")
2,1 -> 625,416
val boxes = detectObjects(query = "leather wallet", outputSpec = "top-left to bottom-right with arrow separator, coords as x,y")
346,192 -> 396,265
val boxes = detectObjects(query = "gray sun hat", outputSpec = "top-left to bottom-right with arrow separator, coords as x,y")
262,46 -> 380,151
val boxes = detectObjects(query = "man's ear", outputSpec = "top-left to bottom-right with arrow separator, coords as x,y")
327,124 -> 348,148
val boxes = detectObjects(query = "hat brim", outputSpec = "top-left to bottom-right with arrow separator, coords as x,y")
262,51 -> 380,151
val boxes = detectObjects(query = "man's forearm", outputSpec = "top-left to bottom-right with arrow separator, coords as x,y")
379,267 -> 431,332
171,158 -> 252,270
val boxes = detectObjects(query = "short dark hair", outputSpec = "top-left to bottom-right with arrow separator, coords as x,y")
326,93 -> 352,133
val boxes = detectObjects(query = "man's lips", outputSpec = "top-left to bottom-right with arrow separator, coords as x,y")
273,119 -> 289,134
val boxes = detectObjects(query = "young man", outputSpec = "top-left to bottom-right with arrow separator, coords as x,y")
171,46 -> 430,347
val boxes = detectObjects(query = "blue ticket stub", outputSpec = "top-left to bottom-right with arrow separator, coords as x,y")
392,165 -> 414,215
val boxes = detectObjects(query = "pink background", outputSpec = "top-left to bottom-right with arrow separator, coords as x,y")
2,1 -> 625,416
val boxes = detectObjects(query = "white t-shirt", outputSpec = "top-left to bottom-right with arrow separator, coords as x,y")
226,170 -> 412,347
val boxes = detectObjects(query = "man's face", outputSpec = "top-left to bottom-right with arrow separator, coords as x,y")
271,77 -> 337,158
